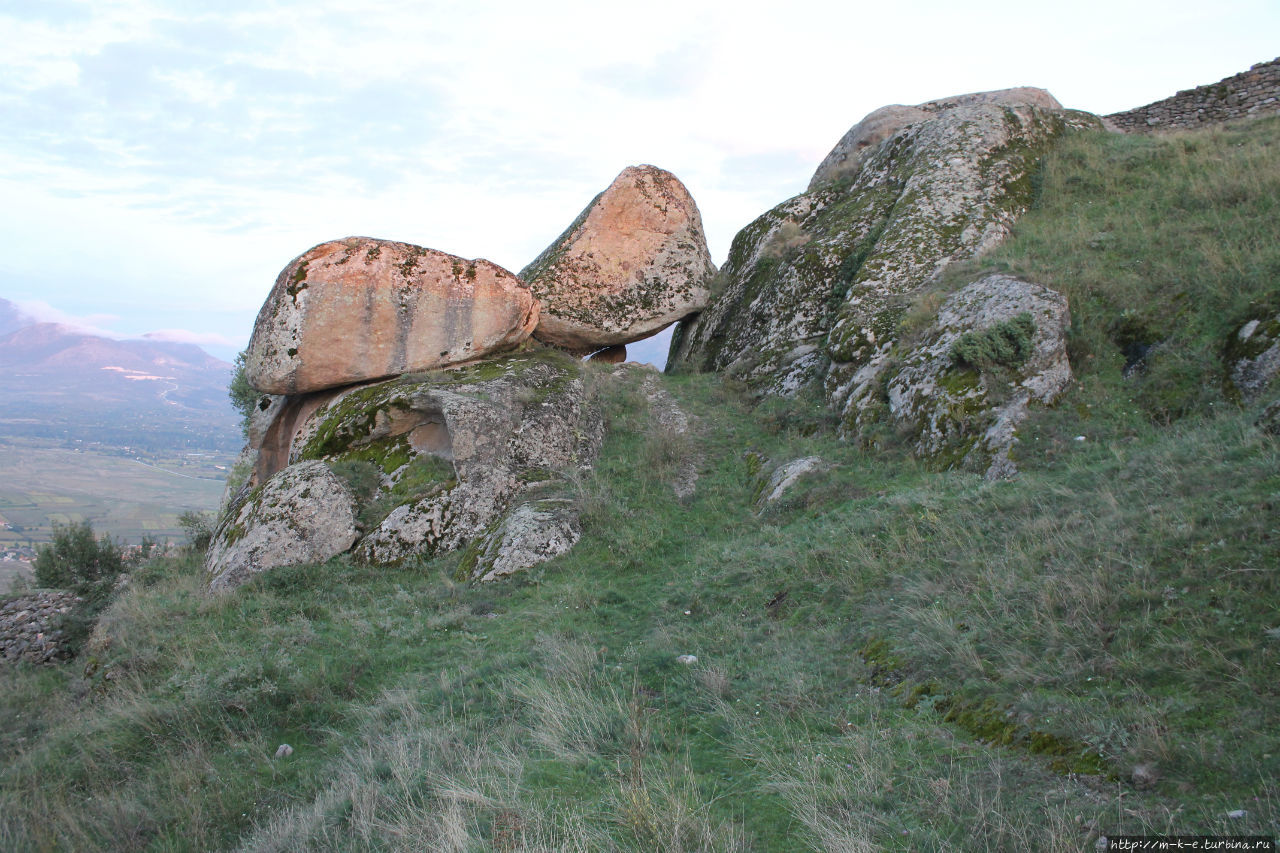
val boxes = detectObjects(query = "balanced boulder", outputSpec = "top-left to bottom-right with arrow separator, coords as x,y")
520,165 -> 715,353
244,237 -> 538,395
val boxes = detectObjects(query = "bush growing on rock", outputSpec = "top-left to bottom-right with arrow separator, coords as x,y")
177,510 -> 217,552
949,313 -> 1036,371
228,350 -> 260,437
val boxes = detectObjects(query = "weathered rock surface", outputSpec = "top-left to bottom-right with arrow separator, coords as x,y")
521,165 -> 716,353
462,498 -> 581,583
0,591 -> 81,664
669,91 -> 1097,435
244,237 -> 538,395
1226,313 -> 1280,402
206,460 -> 359,592
273,352 -> 603,567
756,456 -> 828,509
884,275 -> 1072,479
808,88 -> 1063,191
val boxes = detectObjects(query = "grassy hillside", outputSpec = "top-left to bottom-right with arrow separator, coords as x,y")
2,118 -> 1278,851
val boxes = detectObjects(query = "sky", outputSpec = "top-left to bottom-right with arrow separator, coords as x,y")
1,0 -> 1277,366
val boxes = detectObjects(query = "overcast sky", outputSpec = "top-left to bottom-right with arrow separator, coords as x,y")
2,0 -> 1277,365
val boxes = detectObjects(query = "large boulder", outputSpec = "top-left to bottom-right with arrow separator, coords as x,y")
251,351 -> 604,567
883,275 -> 1072,479
206,460 -> 359,592
520,165 -> 716,353
244,237 -> 539,395
668,90 -> 1097,434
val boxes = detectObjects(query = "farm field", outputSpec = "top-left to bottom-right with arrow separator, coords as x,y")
0,438 -> 233,546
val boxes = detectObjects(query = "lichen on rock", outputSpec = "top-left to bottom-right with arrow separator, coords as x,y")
462,498 -> 581,583
668,89 -> 1098,438
210,343 -> 604,585
206,460 -> 359,592
244,237 -> 538,395
1225,313 -> 1280,402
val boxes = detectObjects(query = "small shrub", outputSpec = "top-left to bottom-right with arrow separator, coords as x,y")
34,521 -> 126,593
761,220 -> 810,259
33,522 -> 140,655
177,510 -> 216,553
950,314 -> 1035,371
329,458 -> 383,504
228,350 -> 263,437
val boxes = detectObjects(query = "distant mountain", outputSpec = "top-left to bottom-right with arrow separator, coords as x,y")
0,301 -> 240,451
0,299 -> 32,337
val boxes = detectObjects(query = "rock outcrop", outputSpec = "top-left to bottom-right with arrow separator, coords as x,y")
244,237 -> 538,395
808,88 -> 1064,191
521,165 -> 716,353
882,275 -> 1072,479
346,353 -> 601,566
207,350 -> 603,589
206,460 -> 359,592
461,498 -> 581,583
668,90 -> 1097,436
755,456 -> 828,510
1226,313 -> 1280,402
1,591 -> 81,665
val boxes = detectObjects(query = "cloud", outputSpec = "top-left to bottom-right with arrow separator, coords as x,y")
13,300 -> 124,338
589,44 -> 711,99
141,329 -> 242,348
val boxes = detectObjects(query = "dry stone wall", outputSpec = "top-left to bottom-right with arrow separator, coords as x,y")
1107,58 -> 1280,132
1,591 -> 81,664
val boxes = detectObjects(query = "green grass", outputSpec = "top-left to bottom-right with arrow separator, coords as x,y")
0,438 -> 232,546
2,119 -> 1279,850
934,114 -> 1280,425
2,368 -> 1277,850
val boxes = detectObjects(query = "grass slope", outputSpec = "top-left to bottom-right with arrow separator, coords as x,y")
2,118 -> 1278,851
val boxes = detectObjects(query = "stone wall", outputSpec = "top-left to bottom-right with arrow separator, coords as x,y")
1,591 -> 81,664
1107,58 -> 1280,132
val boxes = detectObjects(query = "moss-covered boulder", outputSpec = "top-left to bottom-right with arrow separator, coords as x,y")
244,237 -> 538,395
288,351 -> 602,566
521,165 -> 716,353
1226,312 -> 1280,402
881,275 -> 1072,479
208,349 -> 603,582
668,91 -> 1097,420
206,460 -> 359,592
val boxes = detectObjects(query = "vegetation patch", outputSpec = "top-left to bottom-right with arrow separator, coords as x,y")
950,313 -> 1035,371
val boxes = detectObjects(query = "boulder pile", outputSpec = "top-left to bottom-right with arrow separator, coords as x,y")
211,166 -> 713,590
